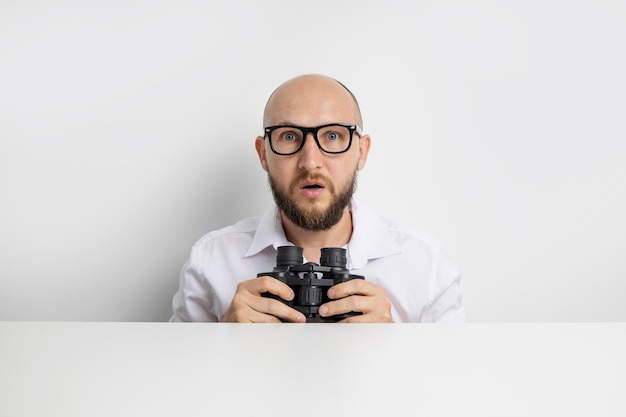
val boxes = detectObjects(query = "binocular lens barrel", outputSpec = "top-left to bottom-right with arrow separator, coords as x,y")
276,246 -> 347,268
276,246 -> 303,266
320,247 -> 347,268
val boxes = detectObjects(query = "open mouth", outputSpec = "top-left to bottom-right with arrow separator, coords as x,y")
296,176 -> 329,196
298,180 -> 326,197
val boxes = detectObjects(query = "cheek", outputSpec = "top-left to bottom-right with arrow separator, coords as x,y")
263,152 -> 279,171
265,157 -> 296,181
338,153 -> 361,173
328,160 -> 358,185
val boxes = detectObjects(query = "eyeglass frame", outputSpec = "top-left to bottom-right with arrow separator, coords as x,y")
263,123 -> 363,156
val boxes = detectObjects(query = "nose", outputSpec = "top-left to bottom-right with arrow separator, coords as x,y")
297,132 -> 323,171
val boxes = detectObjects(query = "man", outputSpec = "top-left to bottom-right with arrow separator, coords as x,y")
171,74 -> 464,323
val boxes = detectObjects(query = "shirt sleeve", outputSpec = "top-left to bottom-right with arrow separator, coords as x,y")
170,242 -> 219,322
422,245 -> 465,323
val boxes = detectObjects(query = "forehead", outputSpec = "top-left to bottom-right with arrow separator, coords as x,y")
264,76 -> 358,127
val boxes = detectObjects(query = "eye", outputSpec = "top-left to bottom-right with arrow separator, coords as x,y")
280,131 -> 298,142
325,131 -> 340,141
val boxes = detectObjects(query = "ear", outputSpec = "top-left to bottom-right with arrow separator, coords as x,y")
255,136 -> 269,172
356,133 -> 371,171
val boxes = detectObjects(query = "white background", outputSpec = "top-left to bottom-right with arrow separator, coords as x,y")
1,0 -> 624,322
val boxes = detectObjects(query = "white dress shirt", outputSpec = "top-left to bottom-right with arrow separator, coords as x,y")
170,198 -> 465,323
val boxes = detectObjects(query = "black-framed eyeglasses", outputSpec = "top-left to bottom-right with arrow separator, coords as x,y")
264,123 -> 362,156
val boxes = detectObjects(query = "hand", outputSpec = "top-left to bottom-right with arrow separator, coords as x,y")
220,276 -> 307,323
318,280 -> 393,323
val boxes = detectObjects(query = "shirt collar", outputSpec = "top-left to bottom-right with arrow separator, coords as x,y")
244,204 -> 291,258
245,198 -> 402,268
347,198 -> 402,269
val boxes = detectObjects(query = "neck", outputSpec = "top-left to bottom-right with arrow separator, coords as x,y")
280,206 -> 353,264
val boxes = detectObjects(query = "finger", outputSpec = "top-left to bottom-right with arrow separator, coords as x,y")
320,291 -> 393,323
226,294 -> 305,323
327,279 -> 377,299
337,314 -> 370,323
245,289 -> 306,323
319,295 -> 365,318
225,307 -> 284,323
254,276 -> 295,301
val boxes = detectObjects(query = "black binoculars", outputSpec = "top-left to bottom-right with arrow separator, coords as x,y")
259,246 -> 364,322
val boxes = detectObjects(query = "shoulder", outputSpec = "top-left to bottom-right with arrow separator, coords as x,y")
353,199 -> 445,253
192,217 -> 261,250
349,198 -> 454,269
381,215 -> 444,252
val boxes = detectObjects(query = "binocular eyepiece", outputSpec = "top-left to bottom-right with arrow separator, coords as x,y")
259,246 -> 364,322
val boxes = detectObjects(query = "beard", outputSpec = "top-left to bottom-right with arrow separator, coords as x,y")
269,170 -> 357,231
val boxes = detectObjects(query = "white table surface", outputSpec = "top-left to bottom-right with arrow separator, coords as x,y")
1,322 -> 624,416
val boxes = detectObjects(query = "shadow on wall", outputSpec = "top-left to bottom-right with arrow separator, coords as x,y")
173,130 -> 271,255
153,133 -> 271,321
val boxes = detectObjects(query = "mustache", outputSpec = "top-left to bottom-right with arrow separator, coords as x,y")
289,173 -> 335,193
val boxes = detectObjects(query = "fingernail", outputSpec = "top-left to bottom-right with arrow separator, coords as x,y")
327,289 -> 335,298
319,305 -> 328,316
297,315 -> 306,323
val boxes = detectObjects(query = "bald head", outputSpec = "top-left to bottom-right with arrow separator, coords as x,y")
263,74 -> 363,129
